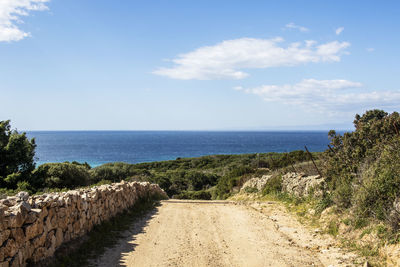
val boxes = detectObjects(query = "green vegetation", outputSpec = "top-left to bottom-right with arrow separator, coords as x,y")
327,220 -> 339,236
31,162 -> 92,189
3,109 -> 400,231
0,120 -> 36,191
261,174 -> 283,195
0,122 -> 313,200
2,110 -> 400,264
322,110 -> 400,228
173,190 -> 212,200
88,151 -> 310,199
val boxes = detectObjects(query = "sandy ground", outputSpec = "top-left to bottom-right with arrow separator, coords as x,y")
94,200 -> 362,267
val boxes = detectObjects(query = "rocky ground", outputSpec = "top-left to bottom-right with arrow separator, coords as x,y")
94,200 -> 365,267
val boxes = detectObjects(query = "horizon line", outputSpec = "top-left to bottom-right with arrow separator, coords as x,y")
23,128 -> 353,132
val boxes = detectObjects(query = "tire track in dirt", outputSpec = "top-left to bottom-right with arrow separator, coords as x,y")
95,200 -> 360,267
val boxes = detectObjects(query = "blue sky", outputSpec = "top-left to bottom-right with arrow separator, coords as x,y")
1,0 -> 400,130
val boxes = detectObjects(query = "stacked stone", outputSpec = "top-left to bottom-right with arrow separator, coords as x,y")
0,181 -> 167,267
240,175 -> 273,192
281,172 -> 323,197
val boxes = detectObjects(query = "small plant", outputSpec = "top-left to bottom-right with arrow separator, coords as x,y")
315,194 -> 333,214
261,175 -> 282,195
376,224 -> 389,238
342,218 -> 351,226
354,217 -> 369,229
360,227 -> 372,238
244,186 -> 258,193
327,220 -> 339,236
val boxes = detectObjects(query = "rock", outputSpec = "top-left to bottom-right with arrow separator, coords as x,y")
4,210 -> 25,228
240,175 -> 273,192
44,231 -> 56,257
2,239 -> 17,259
0,230 -> 10,247
55,228 -> 63,248
30,232 -> 46,249
16,192 -> 29,202
0,204 -> 7,213
32,247 -> 46,263
281,172 -> 324,197
24,220 -> 44,240
25,210 -> 40,224
19,202 -> 31,213
10,228 -> 25,247
0,198 -> 17,207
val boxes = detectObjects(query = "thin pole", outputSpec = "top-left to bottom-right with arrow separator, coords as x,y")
304,146 -> 322,177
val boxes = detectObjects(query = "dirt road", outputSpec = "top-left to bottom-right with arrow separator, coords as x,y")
95,200 -> 361,267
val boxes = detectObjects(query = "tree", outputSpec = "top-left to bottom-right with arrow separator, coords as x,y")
0,120 -> 36,189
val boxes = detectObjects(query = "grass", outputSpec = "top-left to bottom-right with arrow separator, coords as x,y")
341,239 -> 384,266
38,198 -> 160,267
327,220 -> 339,236
243,186 -> 258,193
354,217 -> 369,229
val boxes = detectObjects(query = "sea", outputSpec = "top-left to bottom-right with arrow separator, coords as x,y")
25,131 -> 336,167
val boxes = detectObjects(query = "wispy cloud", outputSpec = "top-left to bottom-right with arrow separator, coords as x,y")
0,0 -> 49,42
335,27 -> 344,35
154,38 -> 350,80
285,22 -> 309,32
366,47 -> 375,52
236,79 -> 400,112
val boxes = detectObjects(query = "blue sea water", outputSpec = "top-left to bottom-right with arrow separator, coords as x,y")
25,131 -> 333,167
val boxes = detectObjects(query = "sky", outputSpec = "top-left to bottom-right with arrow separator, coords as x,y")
1,0 -> 400,131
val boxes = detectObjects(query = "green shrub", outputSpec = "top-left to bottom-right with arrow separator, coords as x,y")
173,190 -> 212,200
90,162 -> 150,183
327,220 -> 339,236
315,194 -> 333,214
31,162 -> 92,190
261,175 -> 282,195
244,186 -> 258,193
324,110 -> 400,224
355,139 -> 400,220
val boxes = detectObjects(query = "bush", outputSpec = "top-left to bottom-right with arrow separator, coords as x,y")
244,186 -> 258,193
90,162 -> 150,183
261,175 -> 282,195
323,109 -> 400,225
31,162 -> 92,190
214,165 -> 255,199
173,190 -> 212,200
355,139 -> 400,220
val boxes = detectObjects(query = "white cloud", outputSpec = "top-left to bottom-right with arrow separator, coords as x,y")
335,27 -> 344,35
366,47 -> 375,52
285,22 -> 309,32
0,0 -> 49,42
154,38 -> 350,80
236,79 -> 400,112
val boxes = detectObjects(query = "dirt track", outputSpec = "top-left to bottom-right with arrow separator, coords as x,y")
95,200 -> 361,267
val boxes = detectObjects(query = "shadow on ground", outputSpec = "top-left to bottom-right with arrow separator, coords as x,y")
96,203 -> 161,267
35,201 -> 161,267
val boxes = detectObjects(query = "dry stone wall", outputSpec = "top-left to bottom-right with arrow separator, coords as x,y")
0,181 -> 167,267
281,172 -> 324,197
240,175 -> 272,192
